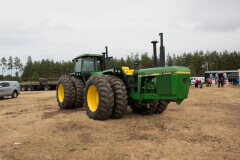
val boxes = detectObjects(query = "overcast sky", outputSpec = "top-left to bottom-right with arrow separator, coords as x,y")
0,0 -> 240,66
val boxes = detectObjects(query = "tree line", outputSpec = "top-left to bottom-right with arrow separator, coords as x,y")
165,50 -> 240,76
21,56 -> 74,81
114,50 -> 240,76
1,50 -> 240,81
0,56 -> 74,81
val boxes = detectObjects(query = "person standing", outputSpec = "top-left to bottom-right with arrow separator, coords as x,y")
199,79 -> 203,88
218,77 -> 221,87
218,75 -> 224,87
195,79 -> 199,88
220,77 -> 224,87
207,78 -> 212,87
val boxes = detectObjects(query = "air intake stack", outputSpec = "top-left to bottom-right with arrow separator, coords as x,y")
151,41 -> 158,67
159,33 -> 165,67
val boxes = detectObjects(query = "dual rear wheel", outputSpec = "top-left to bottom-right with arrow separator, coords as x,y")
56,76 -> 75,109
56,75 -> 128,120
57,76 -> 85,109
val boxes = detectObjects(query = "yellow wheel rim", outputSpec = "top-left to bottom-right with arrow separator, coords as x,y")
87,85 -> 99,112
58,84 -> 64,102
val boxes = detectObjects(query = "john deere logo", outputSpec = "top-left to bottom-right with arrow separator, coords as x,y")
183,78 -> 188,83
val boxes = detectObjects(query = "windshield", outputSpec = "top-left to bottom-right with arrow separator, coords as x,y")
79,57 -> 102,72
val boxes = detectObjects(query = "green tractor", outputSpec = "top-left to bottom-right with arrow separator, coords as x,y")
56,33 -> 190,120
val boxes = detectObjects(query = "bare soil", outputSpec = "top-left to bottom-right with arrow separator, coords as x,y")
0,85 -> 240,160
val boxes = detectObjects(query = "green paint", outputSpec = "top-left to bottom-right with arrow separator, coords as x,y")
71,53 -> 190,106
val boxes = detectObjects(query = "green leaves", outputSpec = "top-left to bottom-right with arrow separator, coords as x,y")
21,57 -> 74,79
166,50 -> 240,76
114,50 -> 240,77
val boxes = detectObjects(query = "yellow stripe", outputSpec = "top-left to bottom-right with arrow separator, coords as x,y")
138,73 -> 161,77
138,71 -> 190,77
175,71 -> 191,74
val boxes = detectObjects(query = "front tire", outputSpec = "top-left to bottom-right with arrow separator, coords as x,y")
155,101 -> 169,114
11,91 -> 18,98
84,76 -> 114,120
131,101 -> 157,115
56,76 -> 75,109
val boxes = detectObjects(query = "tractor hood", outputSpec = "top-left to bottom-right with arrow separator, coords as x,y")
137,66 -> 190,77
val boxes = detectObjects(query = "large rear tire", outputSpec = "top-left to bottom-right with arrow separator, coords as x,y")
84,75 -> 114,120
71,76 -> 84,108
155,100 -> 169,114
107,76 -> 128,119
131,101 -> 157,115
56,76 -> 75,109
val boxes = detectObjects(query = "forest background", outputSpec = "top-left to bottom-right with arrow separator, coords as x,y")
0,50 -> 240,81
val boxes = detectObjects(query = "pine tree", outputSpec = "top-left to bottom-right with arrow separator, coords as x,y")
22,56 -> 33,79
31,71 -> 39,81
14,56 -> 23,75
125,55 -> 133,68
7,56 -> 14,76
140,52 -> 153,68
0,57 -> 7,76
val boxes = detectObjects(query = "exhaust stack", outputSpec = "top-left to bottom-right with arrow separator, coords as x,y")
105,46 -> 109,69
151,41 -> 158,67
101,52 -> 106,70
159,33 -> 165,67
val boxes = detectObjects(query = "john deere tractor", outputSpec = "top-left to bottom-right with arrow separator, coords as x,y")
56,33 -> 190,120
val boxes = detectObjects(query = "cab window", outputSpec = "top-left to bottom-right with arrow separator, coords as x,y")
75,58 -> 82,72
82,58 -> 102,72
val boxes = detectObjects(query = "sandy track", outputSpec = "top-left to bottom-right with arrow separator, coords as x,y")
0,85 -> 239,160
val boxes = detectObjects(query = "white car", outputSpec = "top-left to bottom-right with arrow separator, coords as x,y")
0,81 -> 20,99
190,77 -> 205,85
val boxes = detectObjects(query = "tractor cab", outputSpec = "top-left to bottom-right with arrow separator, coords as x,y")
72,53 -> 113,83
74,55 -> 102,72
73,54 -> 103,83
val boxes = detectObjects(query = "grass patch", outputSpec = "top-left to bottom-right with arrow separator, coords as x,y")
69,148 -> 76,152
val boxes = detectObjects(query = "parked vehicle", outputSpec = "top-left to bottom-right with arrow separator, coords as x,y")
190,77 -> 205,85
20,78 -> 58,91
0,81 -> 20,99
205,70 -> 239,85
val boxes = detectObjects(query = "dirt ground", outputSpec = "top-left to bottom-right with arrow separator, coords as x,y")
0,84 -> 239,160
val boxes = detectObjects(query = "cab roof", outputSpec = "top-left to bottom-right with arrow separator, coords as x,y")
74,53 -> 103,59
